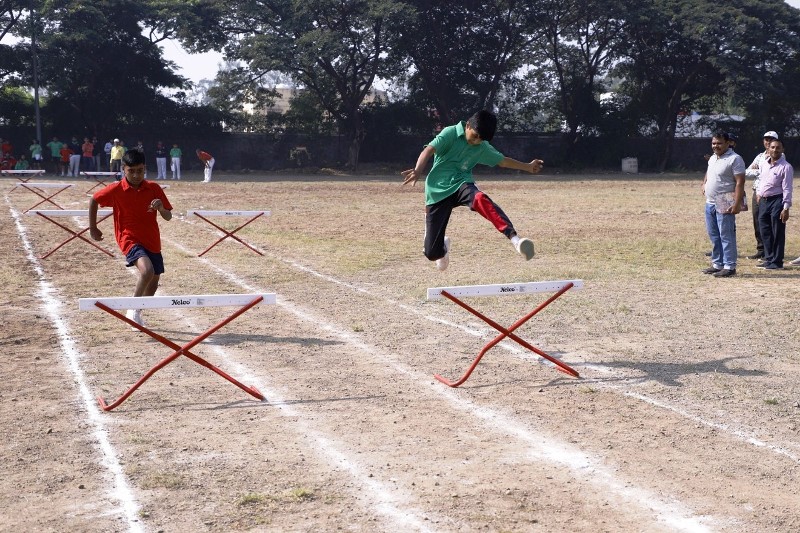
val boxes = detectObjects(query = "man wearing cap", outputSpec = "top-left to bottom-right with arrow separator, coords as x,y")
756,139 -> 792,269
745,131 -> 779,260
109,138 -> 124,179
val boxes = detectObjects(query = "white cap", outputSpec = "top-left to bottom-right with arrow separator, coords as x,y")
113,138 -> 120,142
763,131 -> 779,139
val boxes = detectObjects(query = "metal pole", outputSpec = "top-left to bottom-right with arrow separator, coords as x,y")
30,0 -> 42,145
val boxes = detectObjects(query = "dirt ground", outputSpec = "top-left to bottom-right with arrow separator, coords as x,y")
1,168 -> 799,533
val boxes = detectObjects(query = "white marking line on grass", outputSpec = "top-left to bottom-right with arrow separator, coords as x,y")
166,235 -> 715,532
181,218 -> 798,467
164,239 -> 437,532
261,243 -> 800,467
7,200 -> 142,533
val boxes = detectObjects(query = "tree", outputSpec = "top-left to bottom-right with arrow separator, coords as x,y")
532,0 -> 627,153
200,0 -> 413,169
389,0 -> 541,127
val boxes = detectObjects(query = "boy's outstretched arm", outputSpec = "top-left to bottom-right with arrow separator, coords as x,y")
498,157 -> 544,174
401,145 -> 436,186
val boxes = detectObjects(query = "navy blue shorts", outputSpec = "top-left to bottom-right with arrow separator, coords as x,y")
125,244 -> 165,274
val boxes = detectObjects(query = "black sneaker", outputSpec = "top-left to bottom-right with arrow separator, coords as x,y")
747,252 -> 764,259
713,268 -> 736,277
702,266 -> 721,274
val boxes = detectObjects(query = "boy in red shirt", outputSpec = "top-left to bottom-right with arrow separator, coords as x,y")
59,144 -> 73,176
89,148 -> 173,329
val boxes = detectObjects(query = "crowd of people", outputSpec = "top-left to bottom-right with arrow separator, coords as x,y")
1,136 -> 214,182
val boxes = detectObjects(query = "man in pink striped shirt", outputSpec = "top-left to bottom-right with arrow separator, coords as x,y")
756,139 -> 793,270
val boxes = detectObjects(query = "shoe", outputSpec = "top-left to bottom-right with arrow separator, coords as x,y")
713,268 -> 736,278
702,266 -> 721,274
436,236 -> 450,271
125,309 -> 145,331
790,257 -> 800,266
515,237 -> 535,260
704,251 -> 712,257
763,264 -> 782,270
747,252 -> 765,259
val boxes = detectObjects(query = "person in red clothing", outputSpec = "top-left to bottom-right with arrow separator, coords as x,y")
88,148 -> 173,329
196,148 -> 214,182
59,144 -> 73,176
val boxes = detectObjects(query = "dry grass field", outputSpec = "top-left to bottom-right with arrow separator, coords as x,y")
1,168 -> 799,532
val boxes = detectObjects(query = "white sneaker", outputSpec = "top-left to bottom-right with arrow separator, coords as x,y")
125,309 -> 145,331
790,256 -> 800,266
515,237 -> 535,260
436,236 -> 451,271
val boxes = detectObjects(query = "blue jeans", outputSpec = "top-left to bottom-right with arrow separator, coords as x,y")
705,203 -> 737,269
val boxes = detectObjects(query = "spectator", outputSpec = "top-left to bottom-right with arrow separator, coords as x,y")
92,136 -> 102,172
196,149 -> 214,182
745,131 -> 779,260
46,136 -> 63,174
104,139 -> 113,170
169,143 -> 182,180
701,132 -> 745,278
68,136 -> 82,177
59,143 -> 73,176
756,139 -> 793,270
0,137 -> 13,156
110,138 -> 124,179
81,137 -> 95,172
1,152 -> 15,170
15,154 -> 30,170
29,139 -> 43,170
154,141 -> 167,180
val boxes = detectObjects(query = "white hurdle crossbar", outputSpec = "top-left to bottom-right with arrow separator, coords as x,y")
186,209 -> 271,256
79,293 -> 277,311
79,292 -> 276,411
427,280 -> 583,387
427,280 -> 584,300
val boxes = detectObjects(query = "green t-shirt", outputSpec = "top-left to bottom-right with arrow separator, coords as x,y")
170,147 -> 182,158
424,121 -> 504,205
47,140 -> 63,157
15,159 -> 30,170
30,143 -> 42,157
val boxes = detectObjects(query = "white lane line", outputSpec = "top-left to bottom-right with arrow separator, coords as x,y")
578,363 -> 800,464
183,217 -> 795,469
165,240 -> 437,532
166,235 -> 716,532
7,200 -> 142,532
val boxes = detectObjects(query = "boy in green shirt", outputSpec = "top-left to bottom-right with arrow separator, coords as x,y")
402,110 -> 543,271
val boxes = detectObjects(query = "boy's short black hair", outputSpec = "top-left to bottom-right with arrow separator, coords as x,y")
122,148 -> 146,167
711,131 -> 730,142
467,110 -> 498,142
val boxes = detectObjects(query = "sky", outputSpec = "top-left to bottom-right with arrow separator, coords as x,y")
164,0 -> 800,84
159,40 -> 224,85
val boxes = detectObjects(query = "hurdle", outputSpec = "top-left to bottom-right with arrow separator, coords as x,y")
25,209 -> 114,259
80,171 -> 118,194
427,280 -> 583,387
79,293 -> 276,411
2,169 -> 46,192
18,182 -> 74,212
186,209 -> 270,256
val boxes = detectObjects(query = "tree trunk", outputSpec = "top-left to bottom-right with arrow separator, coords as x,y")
346,109 -> 366,170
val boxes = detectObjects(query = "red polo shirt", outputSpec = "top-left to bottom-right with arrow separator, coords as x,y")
93,178 -> 172,255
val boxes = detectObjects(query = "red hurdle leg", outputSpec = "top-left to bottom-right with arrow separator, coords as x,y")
434,283 -> 580,387
194,213 -> 264,256
36,213 -> 114,259
94,296 -> 265,411
22,185 -> 71,212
